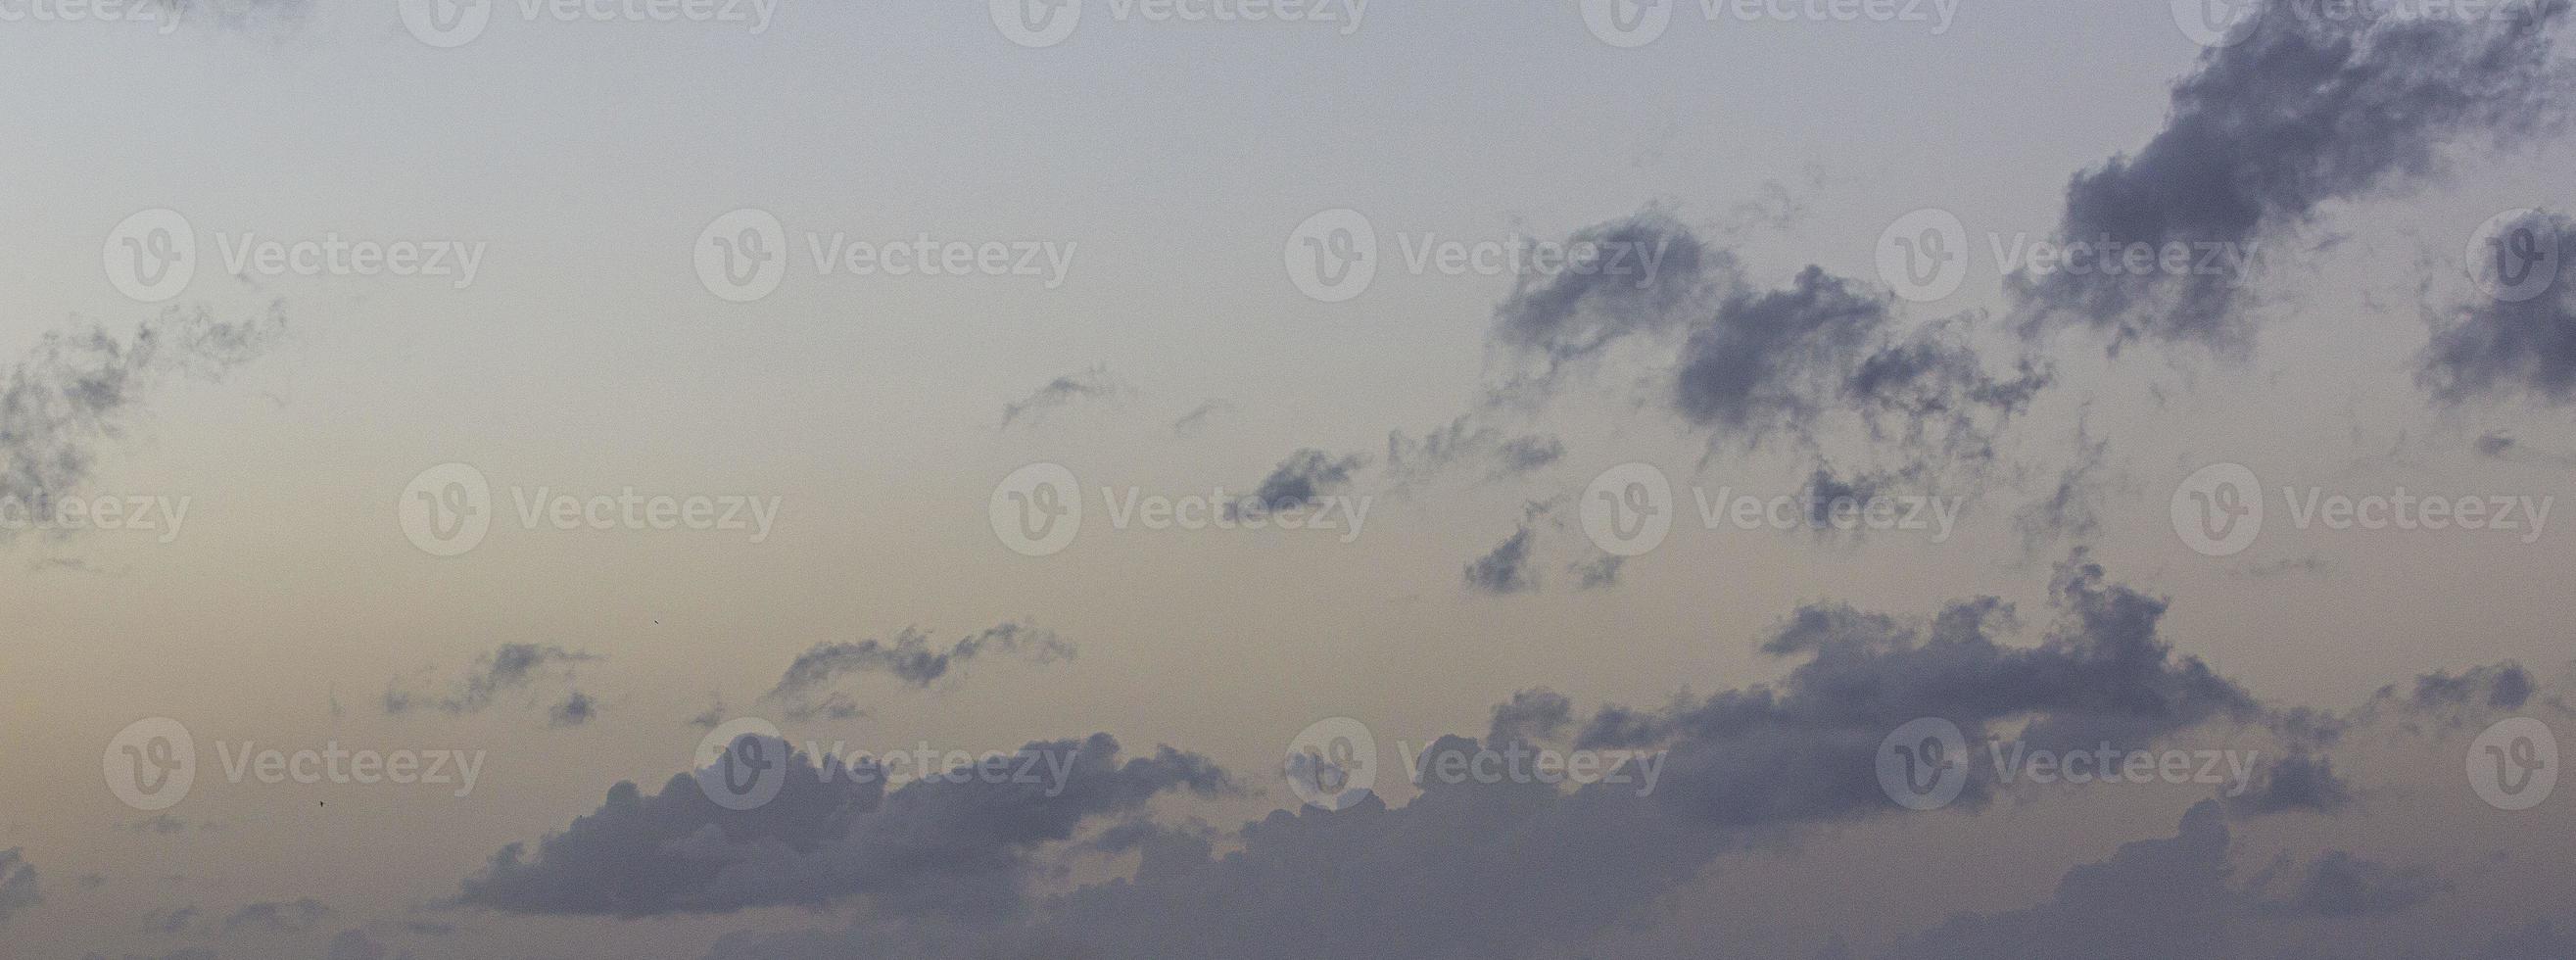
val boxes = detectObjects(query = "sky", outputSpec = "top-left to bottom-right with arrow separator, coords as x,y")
2,0 -> 2575,958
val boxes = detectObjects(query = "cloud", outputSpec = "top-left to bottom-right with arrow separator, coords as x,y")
384,645 -> 596,720
1385,416 -> 1564,487
2226,747 -> 2353,815
1000,365 -> 1123,431
142,905 -> 200,935
220,898 -> 331,934
2423,210 -> 2576,405
454,734 -> 1230,918
764,623 -> 1074,722
0,306 -> 284,546
1462,525 -> 1538,596
1169,399 -> 1237,439
1238,449 -> 1369,512
2254,850 -> 2452,917
548,691 -> 598,728
2016,0 -> 2573,353
0,849 -> 36,925
324,929 -> 409,960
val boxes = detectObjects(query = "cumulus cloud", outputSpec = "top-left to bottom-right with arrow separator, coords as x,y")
1462,525 -> 1538,596
383,645 -> 596,720
2017,0 -> 2573,353
764,623 -> 1074,722
1238,449 -> 1369,512
454,734 -> 1229,918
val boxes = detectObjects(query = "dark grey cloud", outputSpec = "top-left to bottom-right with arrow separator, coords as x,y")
547,691 -> 598,728
1892,801 -> 2240,960
1462,525 -> 1538,596
764,623 -> 1073,723
1486,689 -> 1573,744
0,306 -> 284,546
2012,419 -> 2112,554
323,929 -> 405,960
1000,365 -> 1122,431
383,645 -> 596,719
1570,553 -> 1624,590
2255,849 -> 2451,917
0,848 -> 36,925
2227,748 -> 2353,815
455,734 -> 1229,918
1385,416 -> 1564,487
2017,0 -> 2573,353
220,898 -> 331,934
2423,210 -> 2576,405
1239,449 -> 1369,512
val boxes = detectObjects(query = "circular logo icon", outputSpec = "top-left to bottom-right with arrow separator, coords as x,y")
990,0 -> 1081,48
2467,717 -> 2556,812
1285,716 -> 1378,812
105,718 -> 197,812
399,0 -> 493,47
2171,0 -> 2261,47
1878,717 -> 1969,811
1580,0 -> 1672,48
2171,462 -> 2263,557
695,717 -> 789,811
2467,209 -> 2561,304
400,462 -> 493,557
990,462 -> 1081,556
694,209 -> 788,304
103,209 -> 196,304
1284,209 -> 1378,304
1877,208 -> 1970,304
1580,462 -> 1673,557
